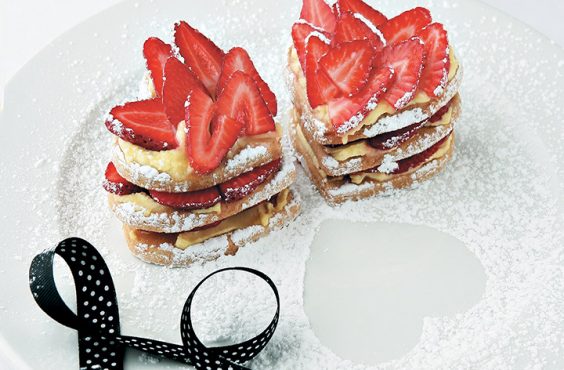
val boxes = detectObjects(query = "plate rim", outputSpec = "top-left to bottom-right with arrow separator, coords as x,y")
1,0 -> 564,367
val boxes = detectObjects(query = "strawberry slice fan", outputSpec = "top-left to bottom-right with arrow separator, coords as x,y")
102,21 -> 299,266
289,0 -> 463,205
29,238 -> 280,370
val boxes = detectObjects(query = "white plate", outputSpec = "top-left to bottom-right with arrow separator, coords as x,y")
1,0 -> 564,369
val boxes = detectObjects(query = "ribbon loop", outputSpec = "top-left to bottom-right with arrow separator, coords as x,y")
29,237 -> 280,370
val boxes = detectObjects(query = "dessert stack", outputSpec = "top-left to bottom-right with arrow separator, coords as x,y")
103,21 -> 299,266
288,0 -> 462,205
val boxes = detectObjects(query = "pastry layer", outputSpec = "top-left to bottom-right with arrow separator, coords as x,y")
288,46 -> 463,145
294,130 -> 454,205
112,121 -> 282,192
123,189 -> 301,267
109,159 -> 297,233
293,95 -> 460,177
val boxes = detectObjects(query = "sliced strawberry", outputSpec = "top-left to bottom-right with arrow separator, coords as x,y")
430,98 -> 453,123
185,88 -> 244,174
149,187 -> 221,210
300,0 -> 337,33
219,159 -> 282,202
305,35 -> 340,108
332,2 -> 339,15
336,0 -> 388,28
416,23 -> 450,97
374,38 -> 424,109
105,98 -> 177,151
367,121 -> 426,150
378,7 -> 432,45
306,69 -> 342,108
368,98 -> 453,149
215,71 -> 276,135
366,134 -> 449,174
291,21 -> 330,72
174,21 -> 225,97
217,47 -> 278,116
306,35 -> 331,69
328,66 -> 394,134
162,57 -> 206,126
103,162 -> 140,195
333,11 -> 384,50
319,39 -> 374,96
142,37 -> 173,96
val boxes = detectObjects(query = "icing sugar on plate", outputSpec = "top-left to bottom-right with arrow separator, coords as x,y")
1,0 -> 564,369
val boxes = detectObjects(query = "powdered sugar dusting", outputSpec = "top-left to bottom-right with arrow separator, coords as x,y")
138,70 -> 156,99
434,47 -> 451,97
112,159 -> 296,232
225,145 -> 268,172
353,13 -> 386,47
6,1 -> 564,369
113,144 -> 173,183
308,123 -> 452,179
305,31 -> 331,45
364,107 -> 427,137
377,154 -> 399,173
132,193 -> 299,267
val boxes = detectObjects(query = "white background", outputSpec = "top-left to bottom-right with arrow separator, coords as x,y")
1,0 -> 563,103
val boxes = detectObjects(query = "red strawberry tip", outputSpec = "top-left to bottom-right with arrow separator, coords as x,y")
103,162 -> 140,195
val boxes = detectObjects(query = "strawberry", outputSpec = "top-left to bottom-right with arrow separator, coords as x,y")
430,98 -> 453,123
174,21 -> 225,97
149,187 -> 221,210
103,162 -> 140,195
335,0 -> 388,28
300,0 -> 337,33
366,134 -> 448,174
306,35 -> 331,69
215,71 -> 276,135
291,21 -> 330,72
162,57 -> 206,126
185,88 -> 244,174
332,11 -> 384,50
416,23 -> 450,97
217,47 -> 278,116
328,66 -> 394,133
378,7 -> 432,45
105,98 -> 178,151
219,159 -> 282,202
306,71 -> 341,108
374,38 -> 424,109
319,39 -> 374,96
142,37 -> 173,96
305,35 -> 340,108
367,121 -> 425,150
332,2 -> 339,15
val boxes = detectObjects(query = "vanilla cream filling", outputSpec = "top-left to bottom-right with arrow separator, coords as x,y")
175,188 -> 290,249
290,45 -> 460,141
117,121 -> 280,181
428,104 -> 454,127
349,134 -> 453,184
114,192 -> 221,215
118,121 -> 192,180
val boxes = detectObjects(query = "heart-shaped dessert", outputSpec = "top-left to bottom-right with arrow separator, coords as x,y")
102,20 -> 299,266
288,0 -> 463,205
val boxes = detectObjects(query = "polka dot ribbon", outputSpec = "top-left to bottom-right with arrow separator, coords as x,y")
29,237 -> 280,370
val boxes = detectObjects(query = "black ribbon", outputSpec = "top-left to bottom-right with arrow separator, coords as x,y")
29,237 -> 280,370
